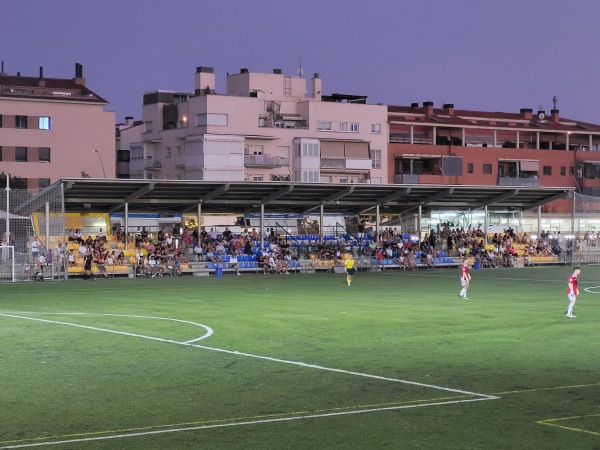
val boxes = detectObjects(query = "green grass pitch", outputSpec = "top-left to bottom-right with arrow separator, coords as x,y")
0,266 -> 599,449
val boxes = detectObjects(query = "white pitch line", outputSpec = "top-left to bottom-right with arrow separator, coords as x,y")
0,312 -> 499,448
0,312 -> 496,399
0,397 -> 495,449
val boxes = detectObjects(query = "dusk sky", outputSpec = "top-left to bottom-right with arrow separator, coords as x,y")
6,1 -> 600,123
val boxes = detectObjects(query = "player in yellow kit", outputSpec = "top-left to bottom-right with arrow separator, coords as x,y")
345,253 -> 355,286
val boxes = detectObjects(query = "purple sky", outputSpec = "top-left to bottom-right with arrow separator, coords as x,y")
5,1 -> 600,123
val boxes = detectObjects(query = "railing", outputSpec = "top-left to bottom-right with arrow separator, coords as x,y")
497,176 -> 538,187
244,154 -> 288,167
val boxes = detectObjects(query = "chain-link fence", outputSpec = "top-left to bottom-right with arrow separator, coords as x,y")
0,184 -> 65,282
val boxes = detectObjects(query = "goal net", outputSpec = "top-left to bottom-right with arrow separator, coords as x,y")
0,245 -> 16,282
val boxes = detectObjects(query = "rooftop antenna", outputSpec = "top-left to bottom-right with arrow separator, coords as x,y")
552,95 -> 558,110
297,57 -> 303,78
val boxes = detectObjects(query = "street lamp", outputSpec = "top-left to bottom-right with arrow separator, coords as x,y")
93,149 -> 106,178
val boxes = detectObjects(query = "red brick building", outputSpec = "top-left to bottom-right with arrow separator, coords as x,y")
388,102 -> 600,213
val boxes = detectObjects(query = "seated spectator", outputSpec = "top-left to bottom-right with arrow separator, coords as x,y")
67,250 -> 76,266
117,251 -> 125,264
229,254 -> 240,276
97,228 -> 106,243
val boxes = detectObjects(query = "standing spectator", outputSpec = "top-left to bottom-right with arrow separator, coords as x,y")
458,258 -> 471,300
31,236 -> 42,261
565,267 -> 581,319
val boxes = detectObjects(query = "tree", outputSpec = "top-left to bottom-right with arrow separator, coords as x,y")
81,171 -> 91,178
0,172 -> 28,189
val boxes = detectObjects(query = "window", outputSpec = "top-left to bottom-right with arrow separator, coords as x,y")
468,163 -> 474,173
370,149 -> 381,169
339,177 -> 348,183
144,121 -> 153,133
16,147 -> 28,162
303,142 -> 319,157
317,121 -> 332,131
196,113 -> 228,126
0,146 -> 2,161
0,115 -> 3,127
339,122 -> 347,132
483,164 -> 492,174
38,116 -> 51,130
561,166 -> 566,176
252,175 -> 263,181
16,115 -> 27,129
244,144 -> 250,155
38,178 -> 50,188
371,123 -> 381,134
543,166 -> 552,175
301,170 -> 319,182
38,147 -> 50,162
117,150 -> 130,162
349,122 -> 359,132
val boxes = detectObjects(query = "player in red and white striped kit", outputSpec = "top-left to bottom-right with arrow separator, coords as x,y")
566,267 -> 581,318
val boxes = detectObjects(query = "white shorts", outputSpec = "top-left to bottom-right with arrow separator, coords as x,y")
461,279 -> 469,287
567,293 -> 577,302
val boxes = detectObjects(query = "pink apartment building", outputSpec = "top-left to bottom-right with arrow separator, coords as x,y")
0,64 -> 115,187
122,66 -> 388,184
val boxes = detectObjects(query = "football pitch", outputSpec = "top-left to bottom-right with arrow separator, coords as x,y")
1,266 -> 599,449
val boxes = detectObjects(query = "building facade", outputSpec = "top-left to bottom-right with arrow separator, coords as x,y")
129,67 -> 388,184
0,64 -> 115,187
388,103 -> 600,213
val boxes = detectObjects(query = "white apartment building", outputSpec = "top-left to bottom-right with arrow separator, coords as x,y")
0,64 -> 115,187
127,66 -> 388,184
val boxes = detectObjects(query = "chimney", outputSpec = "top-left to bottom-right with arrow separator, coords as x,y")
520,108 -> 532,120
443,103 -> 455,115
312,73 -> 322,101
410,102 -> 419,108
240,68 -> 249,74
551,109 -> 560,122
194,66 -> 215,95
125,116 -> 134,126
273,68 -> 282,75
73,62 -> 85,86
423,101 -> 434,116
38,66 -> 45,87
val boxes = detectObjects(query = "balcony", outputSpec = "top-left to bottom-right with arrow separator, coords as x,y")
175,155 -> 186,167
497,176 -> 538,187
394,174 -> 420,184
244,154 -> 288,168
144,159 -> 162,171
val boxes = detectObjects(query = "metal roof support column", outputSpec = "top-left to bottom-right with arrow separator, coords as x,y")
572,191 -> 576,234
538,206 -> 542,237
516,131 -> 520,148
536,132 -> 540,150
462,128 -> 465,146
260,204 -> 265,251
410,125 -> 414,145
589,134 -> 593,151
432,127 -> 436,146
197,203 -> 202,244
418,204 -> 422,247
566,132 -> 569,150
493,130 -> 497,148
484,205 -> 488,245
320,204 -> 324,243
376,205 -> 380,243
124,203 -> 129,251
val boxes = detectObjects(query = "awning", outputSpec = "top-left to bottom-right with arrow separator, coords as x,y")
345,141 -> 369,158
320,141 -> 345,158
279,114 -> 304,121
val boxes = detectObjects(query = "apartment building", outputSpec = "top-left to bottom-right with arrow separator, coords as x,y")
388,102 -> 600,213
0,64 -> 115,187
128,66 -> 388,184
